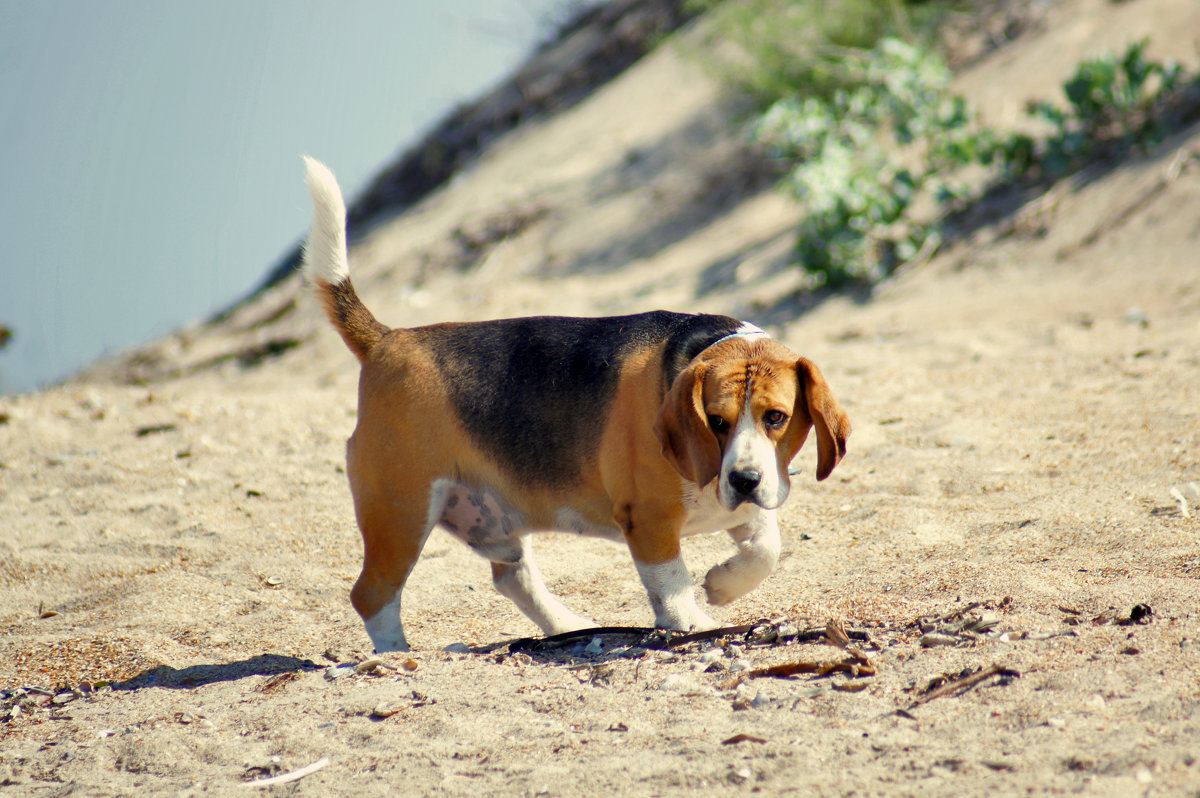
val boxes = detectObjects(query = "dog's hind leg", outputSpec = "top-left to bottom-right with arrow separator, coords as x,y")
350,496 -> 434,653
351,519 -> 432,652
346,458 -> 444,653
491,537 -> 596,636
434,482 -> 594,636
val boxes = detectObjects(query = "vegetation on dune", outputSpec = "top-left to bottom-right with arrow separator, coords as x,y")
686,0 -> 956,106
693,1 -> 1199,288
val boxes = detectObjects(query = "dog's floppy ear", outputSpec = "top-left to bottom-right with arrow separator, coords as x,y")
794,358 -> 851,481
654,363 -> 722,487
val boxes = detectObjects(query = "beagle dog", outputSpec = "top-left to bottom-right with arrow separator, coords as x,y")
301,157 -> 851,652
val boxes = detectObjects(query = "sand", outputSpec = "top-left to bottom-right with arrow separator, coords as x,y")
2,0 -> 1199,793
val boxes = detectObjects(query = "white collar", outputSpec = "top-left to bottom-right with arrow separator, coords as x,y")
706,323 -> 770,350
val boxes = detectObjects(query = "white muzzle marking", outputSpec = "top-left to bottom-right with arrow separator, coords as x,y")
718,386 -> 789,512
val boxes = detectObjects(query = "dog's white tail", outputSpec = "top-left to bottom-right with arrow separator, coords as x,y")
301,156 -> 387,361
301,155 -> 351,286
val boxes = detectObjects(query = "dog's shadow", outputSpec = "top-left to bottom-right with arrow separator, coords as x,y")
110,654 -> 320,691
474,623 -> 764,668
498,627 -> 659,666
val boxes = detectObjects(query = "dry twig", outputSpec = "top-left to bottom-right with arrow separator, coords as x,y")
241,757 -> 329,788
903,663 -> 1019,712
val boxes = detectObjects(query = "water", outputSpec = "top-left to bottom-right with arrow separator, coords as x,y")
0,0 -> 556,394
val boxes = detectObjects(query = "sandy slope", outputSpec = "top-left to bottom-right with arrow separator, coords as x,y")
2,0 -> 1199,793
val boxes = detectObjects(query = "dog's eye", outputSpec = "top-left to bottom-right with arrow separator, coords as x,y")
763,410 -> 788,428
707,415 -> 729,434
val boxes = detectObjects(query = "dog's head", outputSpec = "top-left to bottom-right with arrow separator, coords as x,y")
654,336 -> 850,511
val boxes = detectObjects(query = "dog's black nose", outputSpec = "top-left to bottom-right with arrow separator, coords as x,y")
728,469 -> 762,496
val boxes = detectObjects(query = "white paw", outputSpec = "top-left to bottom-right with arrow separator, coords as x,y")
542,612 -> 598,636
371,638 -> 411,653
703,558 -> 772,606
363,596 -> 410,652
703,562 -> 742,606
655,605 -> 718,632
636,556 -> 718,632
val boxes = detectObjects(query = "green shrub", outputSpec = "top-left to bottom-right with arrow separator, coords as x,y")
750,35 -> 1194,287
1025,38 -> 1184,177
754,39 -> 978,286
686,0 -> 953,107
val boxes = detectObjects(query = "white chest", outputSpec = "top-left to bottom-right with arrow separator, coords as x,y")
547,481 -> 761,542
680,481 -> 761,537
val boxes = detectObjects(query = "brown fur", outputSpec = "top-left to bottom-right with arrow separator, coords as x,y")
312,277 -> 850,642
316,278 -> 387,362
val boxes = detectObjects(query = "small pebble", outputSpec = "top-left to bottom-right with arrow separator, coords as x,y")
732,683 -> 757,710
728,658 -> 752,673
1124,307 -> 1149,326
658,674 -> 695,692
371,703 -> 400,719
583,637 -> 604,655
324,664 -> 353,680
965,612 -> 1001,633
699,649 -> 724,664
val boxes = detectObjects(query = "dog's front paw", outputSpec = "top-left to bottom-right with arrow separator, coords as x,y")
648,592 -> 718,631
702,563 -> 740,606
656,607 -> 719,632
636,557 -> 718,631
703,558 -> 770,607
542,612 -> 599,636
